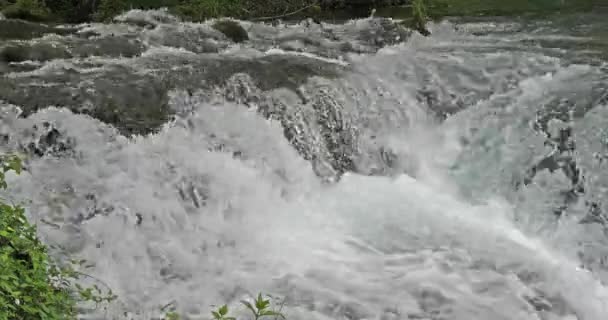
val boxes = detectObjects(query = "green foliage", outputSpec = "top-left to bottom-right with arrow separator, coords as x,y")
94,0 -> 129,22
425,0 -> 595,17
410,0 -> 430,36
0,0 -> 599,23
163,293 -> 286,320
0,0 -> 9,11
0,154 -> 116,320
210,304 -> 235,320
1,0 -> 50,22
240,293 -> 285,320
174,0 -> 243,20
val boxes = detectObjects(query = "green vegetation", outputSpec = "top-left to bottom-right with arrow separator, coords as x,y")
0,0 -> 321,23
1,153 -> 283,319
0,154 -> 116,320
93,0 -> 129,22
164,293 -> 286,320
424,0 -> 596,18
0,154 -> 75,319
0,0 -> 599,25
410,0 -> 430,35
173,0 -> 244,21
1,0 -> 50,22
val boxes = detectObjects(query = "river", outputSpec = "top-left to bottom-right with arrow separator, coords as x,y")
1,8 -> 608,320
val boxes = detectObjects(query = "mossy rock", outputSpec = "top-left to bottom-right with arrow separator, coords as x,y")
212,19 -> 249,43
1,0 -> 51,22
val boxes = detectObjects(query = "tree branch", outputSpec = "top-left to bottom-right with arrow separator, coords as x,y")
250,2 -> 319,21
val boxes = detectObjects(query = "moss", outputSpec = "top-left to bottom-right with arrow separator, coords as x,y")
1,0 -> 50,22
212,19 -> 248,43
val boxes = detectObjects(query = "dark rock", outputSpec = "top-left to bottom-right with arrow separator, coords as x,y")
212,20 -> 249,43
0,43 -> 71,63
524,295 -> 552,312
70,36 -> 146,58
0,19 -> 77,40
149,24 -> 224,53
19,122 -> 76,158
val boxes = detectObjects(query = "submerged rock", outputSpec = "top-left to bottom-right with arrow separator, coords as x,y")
212,20 -> 249,43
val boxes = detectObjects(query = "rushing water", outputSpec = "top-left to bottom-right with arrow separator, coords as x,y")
1,9 -> 608,320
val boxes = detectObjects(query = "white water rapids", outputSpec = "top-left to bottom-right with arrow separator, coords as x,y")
1,10 -> 608,320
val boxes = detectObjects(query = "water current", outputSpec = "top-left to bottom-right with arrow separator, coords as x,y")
1,8 -> 608,320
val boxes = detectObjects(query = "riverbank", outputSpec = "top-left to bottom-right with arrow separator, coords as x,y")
0,0 -> 601,25
0,0 -> 403,24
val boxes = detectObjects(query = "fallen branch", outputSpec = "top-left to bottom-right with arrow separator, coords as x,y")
250,2 -> 319,21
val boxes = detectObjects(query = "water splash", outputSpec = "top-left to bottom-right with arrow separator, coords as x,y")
1,10 -> 608,320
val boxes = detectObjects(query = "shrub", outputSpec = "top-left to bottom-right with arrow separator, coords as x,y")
0,154 -> 116,320
411,0 -> 430,35
1,0 -> 50,22
0,154 -> 75,319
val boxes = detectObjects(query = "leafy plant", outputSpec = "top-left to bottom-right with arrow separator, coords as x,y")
410,0 -> 430,36
0,154 -> 116,320
211,304 -> 235,320
164,311 -> 181,320
164,292 -> 286,320
240,293 -> 286,320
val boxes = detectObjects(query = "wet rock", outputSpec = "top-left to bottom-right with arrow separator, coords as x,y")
579,202 -> 606,225
176,175 -> 210,213
218,74 -> 356,180
70,36 -> 146,58
19,121 -> 76,158
356,18 -> 411,47
0,42 -> 71,63
114,8 -> 180,28
524,295 -> 552,312
0,19 -> 77,40
148,24 -> 225,53
412,287 -> 452,313
0,43 -> 342,137
305,83 -> 358,176
212,20 -> 249,43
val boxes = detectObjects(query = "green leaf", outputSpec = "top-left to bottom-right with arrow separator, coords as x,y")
241,300 -> 257,315
255,293 -> 270,310
211,311 -> 221,319
218,304 -> 228,316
